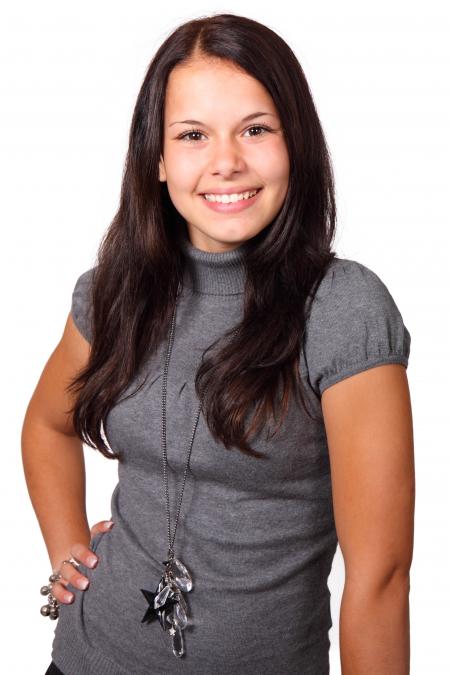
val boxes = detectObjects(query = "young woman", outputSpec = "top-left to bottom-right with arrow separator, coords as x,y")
22,13 -> 414,675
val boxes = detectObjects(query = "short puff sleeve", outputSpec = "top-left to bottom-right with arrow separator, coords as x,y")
70,267 -> 96,344
303,258 -> 411,396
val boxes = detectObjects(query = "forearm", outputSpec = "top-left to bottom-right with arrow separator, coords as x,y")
21,419 -> 91,571
340,575 -> 410,674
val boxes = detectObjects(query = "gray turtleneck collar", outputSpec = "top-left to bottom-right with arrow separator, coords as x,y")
179,229 -> 247,296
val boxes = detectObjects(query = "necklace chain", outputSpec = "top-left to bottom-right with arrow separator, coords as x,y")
161,282 -> 240,561
161,283 -> 203,561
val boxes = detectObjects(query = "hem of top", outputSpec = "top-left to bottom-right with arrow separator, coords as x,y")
51,616 -> 332,675
52,631 -> 132,675
318,353 -> 409,396
71,309 -> 92,343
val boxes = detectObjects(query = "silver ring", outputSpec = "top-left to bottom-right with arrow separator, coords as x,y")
61,556 -> 80,568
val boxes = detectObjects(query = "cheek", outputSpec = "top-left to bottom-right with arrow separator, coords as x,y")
255,142 -> 289,184
164,150 -> 200,189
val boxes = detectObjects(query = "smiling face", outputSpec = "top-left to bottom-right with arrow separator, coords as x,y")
159,57 -> 290,253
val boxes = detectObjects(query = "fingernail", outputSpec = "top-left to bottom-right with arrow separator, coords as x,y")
105,520 -> 114,528
65,593 -> 74,602
88,556 -> 97,567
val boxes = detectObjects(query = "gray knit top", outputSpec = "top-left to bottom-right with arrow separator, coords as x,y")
50,234 -> 411,674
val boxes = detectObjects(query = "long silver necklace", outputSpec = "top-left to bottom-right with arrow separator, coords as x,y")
140,282 -> 201,658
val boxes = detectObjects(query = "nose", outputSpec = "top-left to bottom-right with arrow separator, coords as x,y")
207,138 -> 247,176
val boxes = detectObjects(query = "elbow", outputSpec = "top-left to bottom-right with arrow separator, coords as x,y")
345,563 -> 411,597
376,565 -> 411,594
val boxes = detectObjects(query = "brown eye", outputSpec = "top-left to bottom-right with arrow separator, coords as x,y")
178,128 -> 205,142
244,125 -> 272,137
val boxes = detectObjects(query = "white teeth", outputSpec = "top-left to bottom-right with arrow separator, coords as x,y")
203,189 -> 259,204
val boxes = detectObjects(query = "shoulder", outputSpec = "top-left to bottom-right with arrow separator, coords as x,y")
308,256 -> 399,310
73,266 -> 96,289
303,257 -> 411,396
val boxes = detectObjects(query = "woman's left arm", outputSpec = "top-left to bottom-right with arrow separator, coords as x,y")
322,363 -> 414,675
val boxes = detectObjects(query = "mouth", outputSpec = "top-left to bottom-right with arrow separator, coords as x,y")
200,187 -> 263,199
199,187 -> 264,213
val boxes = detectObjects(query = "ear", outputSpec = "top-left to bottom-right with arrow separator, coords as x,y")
159,155 -> 167,182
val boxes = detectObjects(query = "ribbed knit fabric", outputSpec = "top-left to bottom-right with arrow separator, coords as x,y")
50,235 -> 411,674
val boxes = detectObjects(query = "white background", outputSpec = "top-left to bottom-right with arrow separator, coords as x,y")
2,1 -> 449,672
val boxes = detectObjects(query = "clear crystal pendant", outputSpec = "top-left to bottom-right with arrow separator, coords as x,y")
176,590 -> 188,614
166,557 -> 193,592
167,600 -> 187,629
154,584 -> 172,609
169,624 -> 185,657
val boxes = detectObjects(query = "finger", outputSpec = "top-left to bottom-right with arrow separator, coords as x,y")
58,557 -> 91,592
50,579 -> 75,605
58,543 -> 97,590
90,519 -> 114,537
71,541 -> 99,570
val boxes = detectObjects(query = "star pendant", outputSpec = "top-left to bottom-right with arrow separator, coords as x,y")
140,587 -> 177,626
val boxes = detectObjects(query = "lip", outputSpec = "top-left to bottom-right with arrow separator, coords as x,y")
199,186 -> 262,195
200,187 -> 263,213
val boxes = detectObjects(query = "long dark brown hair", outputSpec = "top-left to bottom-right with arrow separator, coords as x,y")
67,13 -> 337,461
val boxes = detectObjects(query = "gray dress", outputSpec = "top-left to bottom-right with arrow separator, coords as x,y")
50,236 -> 411,674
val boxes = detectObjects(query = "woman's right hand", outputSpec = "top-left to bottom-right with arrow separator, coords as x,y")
51,519 -> 114,605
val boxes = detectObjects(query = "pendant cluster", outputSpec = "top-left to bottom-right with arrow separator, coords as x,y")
141,556 -> 193,657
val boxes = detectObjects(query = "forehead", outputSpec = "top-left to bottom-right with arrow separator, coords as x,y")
164,59 -> 278,120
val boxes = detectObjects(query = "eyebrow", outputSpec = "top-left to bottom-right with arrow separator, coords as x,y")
169,112 -> 278,127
